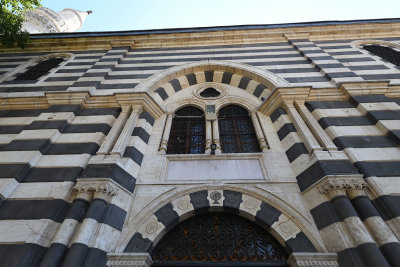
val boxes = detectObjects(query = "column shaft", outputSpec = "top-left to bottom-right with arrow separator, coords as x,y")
205,120 -> 212,153
159,113 -> 173,153
212,119 -> 221,153
97,109 -> 130,155
284,102 -> 322,153
39,198 -> 90,267
250,111 -> 268,152
62,198 -> 108,267
329,193 -> 389,267
349,191 -> 400,267
111,106 -> 142,156
295,100 -> 337,151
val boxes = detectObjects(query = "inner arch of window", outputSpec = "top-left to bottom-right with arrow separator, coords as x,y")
166,106 -> 205,155
218,104 -> 260,153
0,53 -> 73,83
363,44 -> 400,67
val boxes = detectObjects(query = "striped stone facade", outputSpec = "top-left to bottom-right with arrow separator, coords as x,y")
0,19 -> 399,267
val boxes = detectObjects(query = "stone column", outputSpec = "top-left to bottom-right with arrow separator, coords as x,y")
107,253 -> 153,267
284,101 -> 322,153
39,184 -> 93,267
294,100 -> 337,151
205,120 -> 212,154
348,186 -> 400,267
111,105 -> 142,156
212,119 -> 221,154
97,107 -> 131,155
250,111 -> 268,152
319,178 -> 390,267
159,113 -> 173,153
61,180 -> 118,267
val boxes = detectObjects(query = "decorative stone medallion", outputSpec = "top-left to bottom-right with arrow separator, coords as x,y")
146,221 -> 159,234
177,198 -> 189,210
244,199 -> 258,211
210,191 -> 222,204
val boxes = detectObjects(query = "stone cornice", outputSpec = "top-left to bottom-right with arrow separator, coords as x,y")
1,20 -> 400,52
0,91 -> 164,120
0,81 -> 399,118
258,82 -> 400,116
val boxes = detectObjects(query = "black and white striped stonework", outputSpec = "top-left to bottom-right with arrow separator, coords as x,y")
122,111 -> 154,171
70,47 -> 130,92
81,111 -> 154,193
288,39 -> 362,85
0,43 -> 334,93
314,38 -> 400,82
0,105 -> 120,182
0,50 -> 107,93
270,106 -> 358,192
306,97 -> 400,265
0,105 -> 131,266
57,111 -> 155,266
2,39 -> 400,95
306,96 -> 400,178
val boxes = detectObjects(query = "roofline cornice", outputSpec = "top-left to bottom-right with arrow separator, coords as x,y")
1,18 -> 400,52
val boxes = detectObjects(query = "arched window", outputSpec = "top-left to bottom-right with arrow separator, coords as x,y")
218,105 -> 260,153
363,45 -> 400,67
167,106 -> 205,154
152,213 -> 288,266
14,57 -> 64,81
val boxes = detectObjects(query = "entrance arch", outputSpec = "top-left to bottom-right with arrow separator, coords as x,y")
151,212 -> 289,266
122,188 -> 321,255
109,188 -> 338,267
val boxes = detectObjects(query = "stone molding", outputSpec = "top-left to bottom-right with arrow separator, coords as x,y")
288,252 -> 338,267
3,20 -> 400,52
74,178 -> 119,202
317,176 -> 368,195
107,253 -> 153,267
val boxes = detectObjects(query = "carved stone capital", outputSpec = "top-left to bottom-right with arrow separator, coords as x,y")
92,182 -> 118,202
74,184 -> 93,202
288,252 -> 338,267
74,178 -> 119,203
317,177 -> 368,196
107,253 -> 153,267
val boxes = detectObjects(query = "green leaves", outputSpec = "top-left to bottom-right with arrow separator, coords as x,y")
0,0 -> 42,48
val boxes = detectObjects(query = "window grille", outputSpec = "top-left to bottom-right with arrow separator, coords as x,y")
363,45 -> 400,67
167,106 -> 205,154
218,105 -> 260,153
14,57 -> 64,81
152,212 -> 288,266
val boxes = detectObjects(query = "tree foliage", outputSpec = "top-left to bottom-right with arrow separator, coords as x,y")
0,0 -> 41,48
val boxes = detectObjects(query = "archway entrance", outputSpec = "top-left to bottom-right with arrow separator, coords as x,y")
151,213 -> 289,267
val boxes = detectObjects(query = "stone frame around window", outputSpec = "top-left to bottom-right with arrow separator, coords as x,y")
159,83 -> 267,155
0,52 -> 73,84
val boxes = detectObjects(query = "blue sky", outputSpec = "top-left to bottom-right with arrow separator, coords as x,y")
41,0 -> 400,32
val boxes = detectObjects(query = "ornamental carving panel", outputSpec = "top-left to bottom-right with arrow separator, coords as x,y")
152,213 -> 288,265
